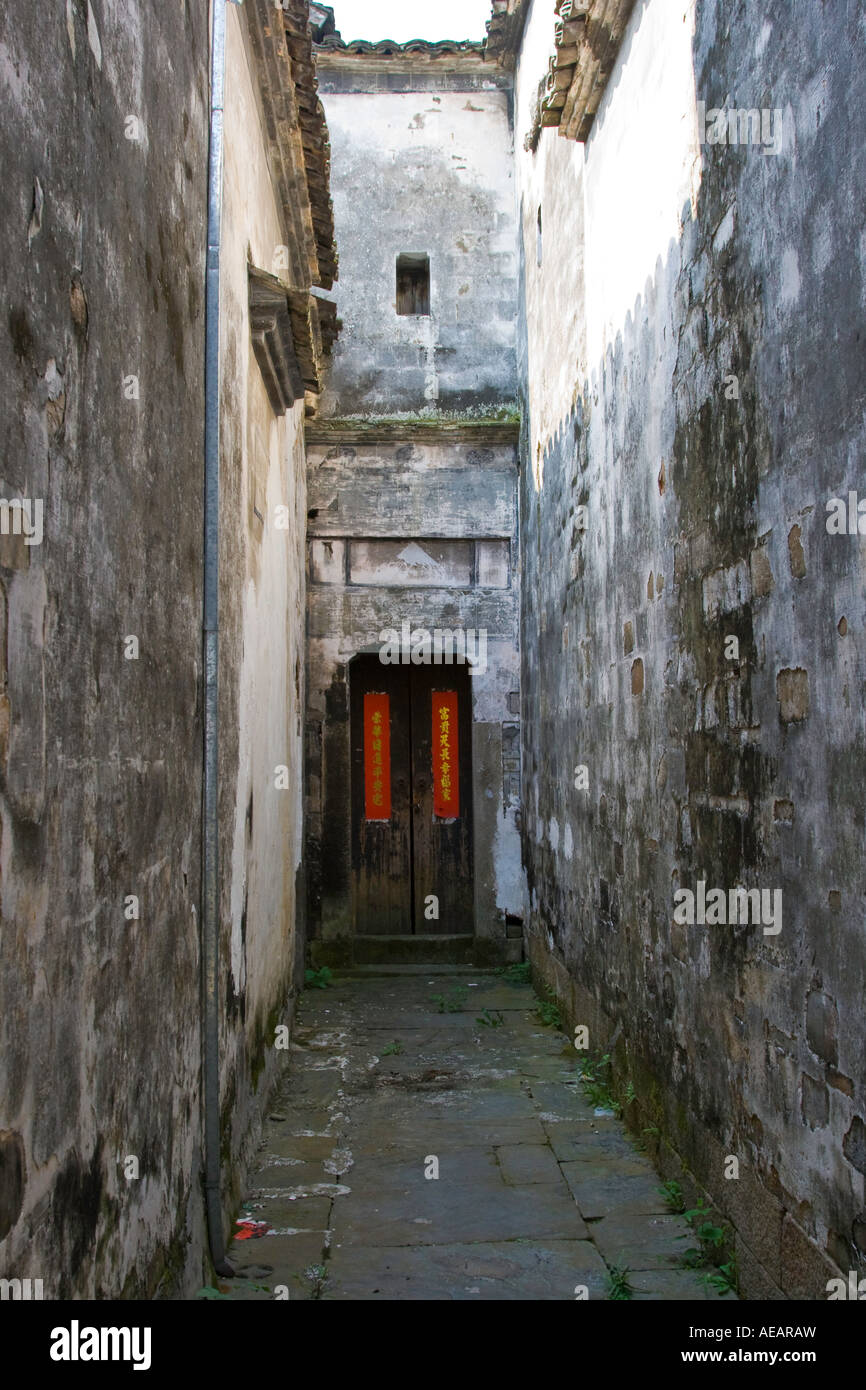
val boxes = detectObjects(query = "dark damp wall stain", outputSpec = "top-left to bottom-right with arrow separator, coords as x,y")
52,1143 -> 106,1299
518,0 -> 866,1298
0,1131 -> 26,1242
0,0 -> 209,1297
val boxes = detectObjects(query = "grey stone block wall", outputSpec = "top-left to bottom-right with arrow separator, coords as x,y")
516,0 -> 866,1297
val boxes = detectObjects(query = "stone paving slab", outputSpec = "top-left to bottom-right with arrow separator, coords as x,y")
496,1142 -> 566,1185
239,1193 -> 335,1232
528,1079 -> 596,1116
561,1167 -> 669,1219
249,1158 -> 329,1188
589,1211 -> 693,1270
323,1238 -> 610,1300
225,1232 -> 328,1300
214,969 -> 730,1301
283,1069 -> 344,1108
347,1114 -> 548,1154
265,1130 -> 338,1161
331,1152 -> 589,1246
276,1109 -> 335,1134
558,1151 -> 651,1181
546,1120 -> 641,1163
630,1269 -> 723,1300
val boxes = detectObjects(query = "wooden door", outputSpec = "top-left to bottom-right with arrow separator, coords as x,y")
350,656 -> 474,936
350,656 -> 412,935
410,664 -> 474,934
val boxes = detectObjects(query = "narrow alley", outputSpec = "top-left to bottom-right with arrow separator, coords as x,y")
219,968 -> 724,1301
1,0 -> 864,1333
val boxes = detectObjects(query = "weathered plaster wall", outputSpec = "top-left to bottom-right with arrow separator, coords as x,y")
217,5 -> 308,1220
305,431 -> 522,952
516,0 -> 866,1297
0,0 -> 209,1296
316,59 -> 518,415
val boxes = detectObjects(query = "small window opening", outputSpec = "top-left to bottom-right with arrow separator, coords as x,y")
536,206 -> 543,268
396,253 -> 430,316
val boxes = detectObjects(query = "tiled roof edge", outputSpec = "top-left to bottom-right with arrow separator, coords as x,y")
533,0 -> 638,145
315,37 -> 487,58
281,0 -> 338,289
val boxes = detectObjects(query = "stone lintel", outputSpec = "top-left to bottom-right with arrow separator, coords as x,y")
305,418 -> 520,446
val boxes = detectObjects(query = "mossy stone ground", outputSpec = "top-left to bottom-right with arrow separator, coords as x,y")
213,970 -> 730,1301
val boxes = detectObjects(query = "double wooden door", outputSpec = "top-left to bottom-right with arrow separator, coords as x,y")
350,655 -> 473,935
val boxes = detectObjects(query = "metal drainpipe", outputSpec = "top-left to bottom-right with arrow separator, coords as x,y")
203,0 -> 233,1278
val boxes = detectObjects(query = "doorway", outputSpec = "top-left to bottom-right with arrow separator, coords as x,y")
350,654 -> 474,935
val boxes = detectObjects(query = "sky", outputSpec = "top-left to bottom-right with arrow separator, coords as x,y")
331,1 -> 491,42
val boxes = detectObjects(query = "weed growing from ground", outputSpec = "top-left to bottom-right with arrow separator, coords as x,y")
305,1264 -> 329,1297
576,1052 -> 621,1113
659,1179 -> 685,1213
702,1261 -> 738,1296
678,1197 -> 728,1271
430,985 -> 469,1013
476,1008 -> 504,1028
606,1264 -> 635,1300
496,962 -> 531,984
533,986 -> 562,1029
305,966 -> 333,990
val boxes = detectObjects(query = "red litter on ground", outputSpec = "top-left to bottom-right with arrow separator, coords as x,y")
234,1219 -> 270,1240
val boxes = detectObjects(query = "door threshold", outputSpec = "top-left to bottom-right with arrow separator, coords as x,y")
310,934 -> 509,968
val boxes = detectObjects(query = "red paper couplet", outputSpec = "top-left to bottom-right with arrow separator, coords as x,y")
364,693 -> 391,820
433,691 -> 459,818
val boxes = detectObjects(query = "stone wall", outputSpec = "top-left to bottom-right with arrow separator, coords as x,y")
0,0 -> 209,1297
515,0 -> 866,1297
0,0 -> 327,1298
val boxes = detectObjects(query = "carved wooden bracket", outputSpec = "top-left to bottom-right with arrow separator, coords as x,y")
249,265 -> 340,415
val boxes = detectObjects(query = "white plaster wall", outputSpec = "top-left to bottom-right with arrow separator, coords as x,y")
515,0 -> 700,466
222,6 -> 306,1086
515,0 -> 587,470
582,0 -> 700,370
317,83 -> 518,414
